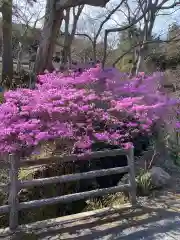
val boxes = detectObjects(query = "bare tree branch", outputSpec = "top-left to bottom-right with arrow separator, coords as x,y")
159,1 -> 180,10
113,33 -> 180,67
94,0 -> 125,41
75,1 -> 125,62
102,0 -> 180,68
71,5 -> 84,37
61,32 -> 93,43
56,0 -> 109,9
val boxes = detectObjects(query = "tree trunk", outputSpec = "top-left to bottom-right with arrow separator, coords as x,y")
130,61 -> 137,76
62,38 -> 73,67
135,51 -> 143,75
62,46 -> 69,65
135,45 -> 147,75
129,46 -> 139,76
68,45 -> 72,67
62,8 -> 71,67
16,42 -> 23,74
92,42 -> 97,63
1,0 -> 13,88
34,0 -> 63,74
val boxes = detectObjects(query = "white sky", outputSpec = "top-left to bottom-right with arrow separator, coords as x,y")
80,0 -> 180,38
13,0 -> 180,40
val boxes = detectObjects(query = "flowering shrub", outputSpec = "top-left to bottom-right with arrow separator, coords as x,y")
176,122 -> 180,131
0,65 -> 179,154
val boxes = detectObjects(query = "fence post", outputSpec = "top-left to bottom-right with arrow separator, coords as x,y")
127,147 -> 137,206
8,154 -> 19,230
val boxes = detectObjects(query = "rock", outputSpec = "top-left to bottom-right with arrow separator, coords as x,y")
149,166 -> 171,188
119,173 -> 129,185
119,167 -> 171,197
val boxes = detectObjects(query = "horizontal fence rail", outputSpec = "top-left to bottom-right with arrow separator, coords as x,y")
19,184 -> 130,210
0,148 -> 129,167
20,166 -> 130,188
0,148 -> 137,231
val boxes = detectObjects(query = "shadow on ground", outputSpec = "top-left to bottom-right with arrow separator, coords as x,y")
1,201 -> 180,240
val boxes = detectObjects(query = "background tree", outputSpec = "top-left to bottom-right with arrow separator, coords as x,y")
14,1 -> 44,73
1,0 -> 13,87
103,0 -> 180,72
116,21 -> 142,72
76,1 -> 124,63
34,0 -> 111,74
61,5 -> 84,66
0,0 -> 42,87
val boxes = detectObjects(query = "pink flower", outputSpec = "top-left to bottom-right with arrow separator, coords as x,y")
127,122 -> 138,127
94,132 -> 110,141
75,136 -> 93,149
110,132 -> 122,140
141,124 -> 150,130
138,72 -> 145,76
0,66 -> 178,155
122,142 -> 134,149
35,132 -> 50,141
176,122 -> 180,129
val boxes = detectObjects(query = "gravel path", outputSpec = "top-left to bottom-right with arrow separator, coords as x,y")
37,196 -> 180,240
1,198 -> 180,240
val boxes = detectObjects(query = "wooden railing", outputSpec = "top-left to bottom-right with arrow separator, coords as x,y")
0,147 -> 137,231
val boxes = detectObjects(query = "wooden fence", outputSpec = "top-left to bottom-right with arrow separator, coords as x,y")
0,147 -> 136,231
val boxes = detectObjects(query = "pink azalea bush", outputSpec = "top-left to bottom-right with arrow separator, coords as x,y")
176,122 -> 180,131
0,65 -> 179,154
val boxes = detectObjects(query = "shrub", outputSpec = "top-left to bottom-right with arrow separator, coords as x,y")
167,138 -> 180,165
0,66 -> 179,156
136,169 -> 153,196
0,92 -> 4,104
0,66 -> 179,225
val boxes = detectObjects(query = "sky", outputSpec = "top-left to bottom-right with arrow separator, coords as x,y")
81,0 -> 180,38
15,0 -> 180,40
153,5 -> 180,37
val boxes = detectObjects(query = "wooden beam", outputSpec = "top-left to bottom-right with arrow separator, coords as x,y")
0,149 -> 129,167
8,154 -> 20,230
20,148 -> 129,167
20,166 -> 129,188
127,148 -> 137,206
20,149 -> 129,167
19,184 -> 130,210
